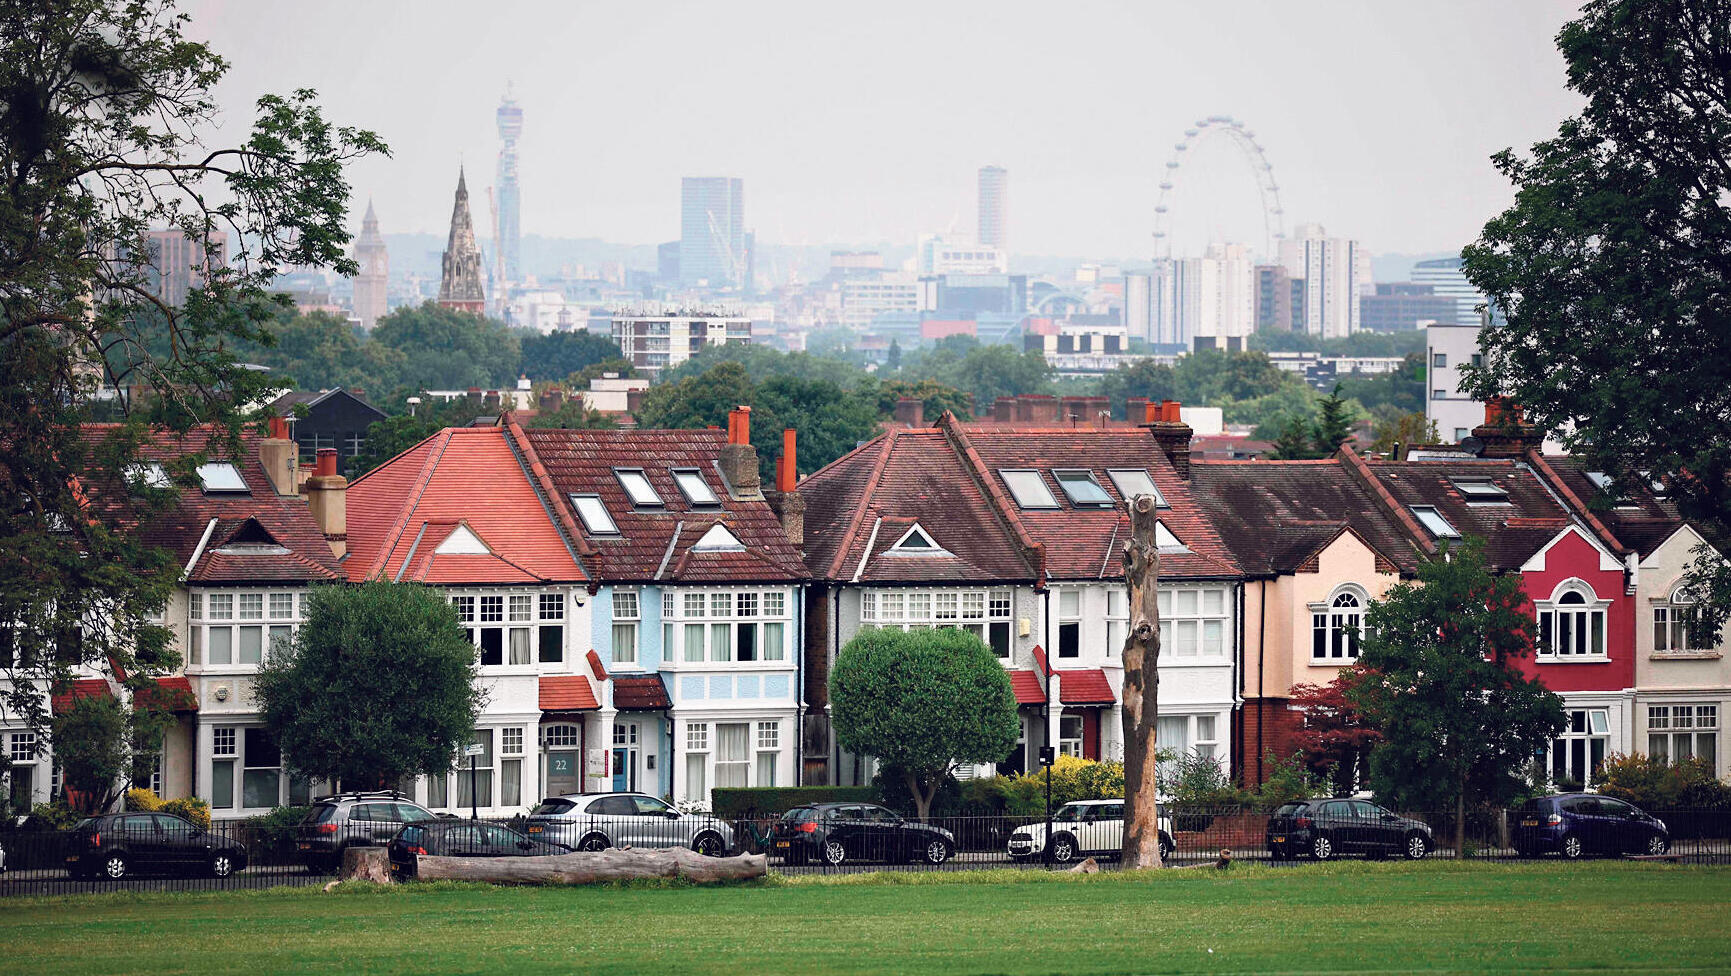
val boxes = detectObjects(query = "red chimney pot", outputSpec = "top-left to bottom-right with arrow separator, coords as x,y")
315,448 -> 337,478
778,428 -> 797,493
268,416 -> 289,440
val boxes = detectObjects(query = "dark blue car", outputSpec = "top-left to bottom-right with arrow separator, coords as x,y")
1512,794 -> 1669,859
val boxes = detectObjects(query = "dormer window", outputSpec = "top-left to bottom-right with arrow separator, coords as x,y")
196,462 -> 248,494
615,468 -> 663,508
999,469 -> 1058,509
672,469 -> 721,508
570,494 -> 618,535
1107,469 -> 1168,508
1410,505 -> 1460,539
1053,469 -> 1113,508
888,524 -> 943,554
1451,478 -> 1508,503
126,463 -> 172,490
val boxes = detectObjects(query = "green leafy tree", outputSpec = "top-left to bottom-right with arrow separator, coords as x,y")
371,303 -> 521,390
1369,408 -> 1441,458
254,583 -> 484,788
526,400 -> 618,430
0,0 -> 381,739
870,378 -> 973,422
49,695 -> 170,815
884,337 -> 902,371
517,330 -> 624,382
1097,358 -> 1178,416
1267,416 -> 1323,460
238,309 -> 403,392
1334,354 -> 1425,417
830,628 -> 1019,821
807,326 -> 860,359
1463,0 -> 1731,631
634,361 -> 757,432
1346,538 -> 1565,853
1310,383 -> 1357,455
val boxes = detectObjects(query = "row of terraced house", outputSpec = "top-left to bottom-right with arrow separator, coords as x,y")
4,399 -> 1727,819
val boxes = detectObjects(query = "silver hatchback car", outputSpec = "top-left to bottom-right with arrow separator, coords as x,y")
522,792 -> 736,856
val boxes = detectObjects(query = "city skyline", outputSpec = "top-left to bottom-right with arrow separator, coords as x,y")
183,0 -> 1585,258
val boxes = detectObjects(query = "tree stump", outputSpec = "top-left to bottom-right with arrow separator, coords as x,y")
340,846 -> 393,884
412,847 -> 767,885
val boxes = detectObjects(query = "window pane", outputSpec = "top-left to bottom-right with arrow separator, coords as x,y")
611,622 -> 637,663
509,595 -> 532,621
1059,591 -> 1080,616
208,627 -> 232,665
737,622 -> 757,661
1053,470 -> 1113,506
211,760 -> 234,809
999,469 -> 1058,509
1176,590 -> 1198,616
989,621 -> 1010,658
685,753 -> 707,801
615,470 -> 663,507
685,624 -> 706,662
510,628 -> 531,665
243,769 -> 279,808
501,759 -> 522,807
479,628 -> 503,666
267,625 -> 292,661
238,626 -> 263,664
1202,590 -> 1225,616
539,625 -> 563,663
1058,622 -> 1080,658
1202,620 -> 1224,655
1106,469 -> 1164,506
711,623 -> 732,662
756,752 -> 777,787
762,622 -> 785,661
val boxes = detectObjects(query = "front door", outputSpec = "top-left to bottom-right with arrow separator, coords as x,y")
612,722 -> 641,793
546,751 -> 580,797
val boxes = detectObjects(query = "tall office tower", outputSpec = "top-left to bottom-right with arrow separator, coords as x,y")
680,177 -> 745,290
351,200 -> 389,330
495,90 -> 524,289
1411,255 -> 1492,326
977,165 -> 1007,250
437,168 -> 487,314
139,229 -> 224,307
1279,224 -> 1370,338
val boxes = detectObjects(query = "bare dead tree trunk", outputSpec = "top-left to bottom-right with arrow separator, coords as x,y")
1120,494 -> 1163,869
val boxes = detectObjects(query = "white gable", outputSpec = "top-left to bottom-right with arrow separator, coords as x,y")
692,523 -> 744,551
435,523 -> 491,555
888,523 -> 944,554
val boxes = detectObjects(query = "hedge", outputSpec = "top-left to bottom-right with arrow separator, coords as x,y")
711,786 -> 877,819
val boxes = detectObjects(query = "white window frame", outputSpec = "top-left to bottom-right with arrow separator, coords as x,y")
662,588 -> 793,666
447,589 -> 549,669
1310,585 -> 1367,663
1159,587 -> 1229,661
1648,704 -> 1718,767
187,588 -> 304,672
1536,579 -> 1610,660
1653,586 -> 1718,654
861,587 -> 1014,658
1548,707 -> 1611,788
611,589 -> 639,664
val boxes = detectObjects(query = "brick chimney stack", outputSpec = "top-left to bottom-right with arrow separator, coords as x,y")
301,447 -> 348,558
539,387 -> 565,413
769,427 -> 805,547
259,416 -> 298,495
994,397 -> 1016,422
1142,399 -> 1193,480
718,405 -> 762,500
1472,396 -> 1545,458
894,397 -> 924,428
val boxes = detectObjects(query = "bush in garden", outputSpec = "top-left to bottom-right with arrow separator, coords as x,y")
124,787 -> 164,811
161,795 -> 211,829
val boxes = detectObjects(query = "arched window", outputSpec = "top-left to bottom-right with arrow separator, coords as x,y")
1538,581 -> 1607,657
1311,588 -> 1365,662
1655,585 -> 1717,653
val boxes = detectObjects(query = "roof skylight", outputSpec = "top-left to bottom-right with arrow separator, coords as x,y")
1410,505 -> 1461,539
672,469 -> 721,508
1053,469 -> 1114,507
126,463 -> 172,490
196,462 -> 249,493
1451,478 -> 1508,502
1106,469 -> 1168,508
615,468 -> 663,508
999,469 -> 1058,509
570,494 -> 618,535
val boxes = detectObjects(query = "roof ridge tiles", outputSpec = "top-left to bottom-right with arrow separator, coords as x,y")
1525,449 -> 1629,557
1338,444 -> 1438,557
366,429 -> 454,580
937,412 -> 1046,583
823,430 -> 900,579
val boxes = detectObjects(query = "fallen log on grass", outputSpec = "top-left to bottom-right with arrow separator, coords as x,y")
413,847 -> 767,884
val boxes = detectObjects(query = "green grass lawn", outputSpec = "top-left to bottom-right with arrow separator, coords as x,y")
3,861 -> 1729,975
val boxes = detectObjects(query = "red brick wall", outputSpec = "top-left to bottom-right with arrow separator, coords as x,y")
1237,698 -> 1305,787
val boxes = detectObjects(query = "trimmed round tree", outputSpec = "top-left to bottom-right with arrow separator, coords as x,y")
830,627 -> 1019,821
254,582 -> 485,790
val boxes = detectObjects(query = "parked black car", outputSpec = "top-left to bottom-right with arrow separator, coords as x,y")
65,812 -> 250,880
296,791 -> 442,872
1512,794 -> 1669,859
387,821 -> 571,879
1265,799 -> 1433,861
773,803 -> 954,866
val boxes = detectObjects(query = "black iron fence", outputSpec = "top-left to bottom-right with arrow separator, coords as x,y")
3,806 -> 1726,895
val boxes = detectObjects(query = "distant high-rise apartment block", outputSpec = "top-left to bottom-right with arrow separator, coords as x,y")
437,168 -> 487,315
657,240 -> 681,282
139,228 -> 225,307
1411,255 -> 1491,326
1279,223 -> 1370,339
1145,245 -> 1257,347
1254,264 -> 1305,333
611,310 -> 751,379
351,200 -> 389,330
680,177 -> 745,290
1359,282 -> 1459,333
495,89 -> 524,290
1123,272 -> 1152,343
977,166 -> 1007,251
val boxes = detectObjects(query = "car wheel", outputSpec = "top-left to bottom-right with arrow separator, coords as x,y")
1646,835 -> 1670,856
1049,833 -> 1078,864
210,853 -> 236,879
1310,834 -> 1335,861
921,839 -> 952,865
102,853 -> 129,880
577,834 -> 610,853
1159,833 -> 1175,862
691,832 -> 726,857
1560,833 -> 1584,860
822,840 -> 848,866
1403,833 -> 1430,860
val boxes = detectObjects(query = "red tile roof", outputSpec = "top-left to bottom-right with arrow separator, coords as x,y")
50,678 -> 114,715
346,427 -> 587,585
538,675 -> 599,712
802,424 -> 1041,584
79,425 -> 343,586
1008,669 -> 1045,705
521,428 -> 806,583
1005,668 -> 1116,706
613,674 -> 673,710
135,676 -> 198,713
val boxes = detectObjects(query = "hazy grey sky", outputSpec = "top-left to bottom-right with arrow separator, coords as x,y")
185,0 -> 1585,260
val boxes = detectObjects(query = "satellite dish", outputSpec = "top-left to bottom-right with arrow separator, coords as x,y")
1459,436 -> 1484,456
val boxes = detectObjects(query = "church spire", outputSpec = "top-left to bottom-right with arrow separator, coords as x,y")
437,167 -> 486,314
